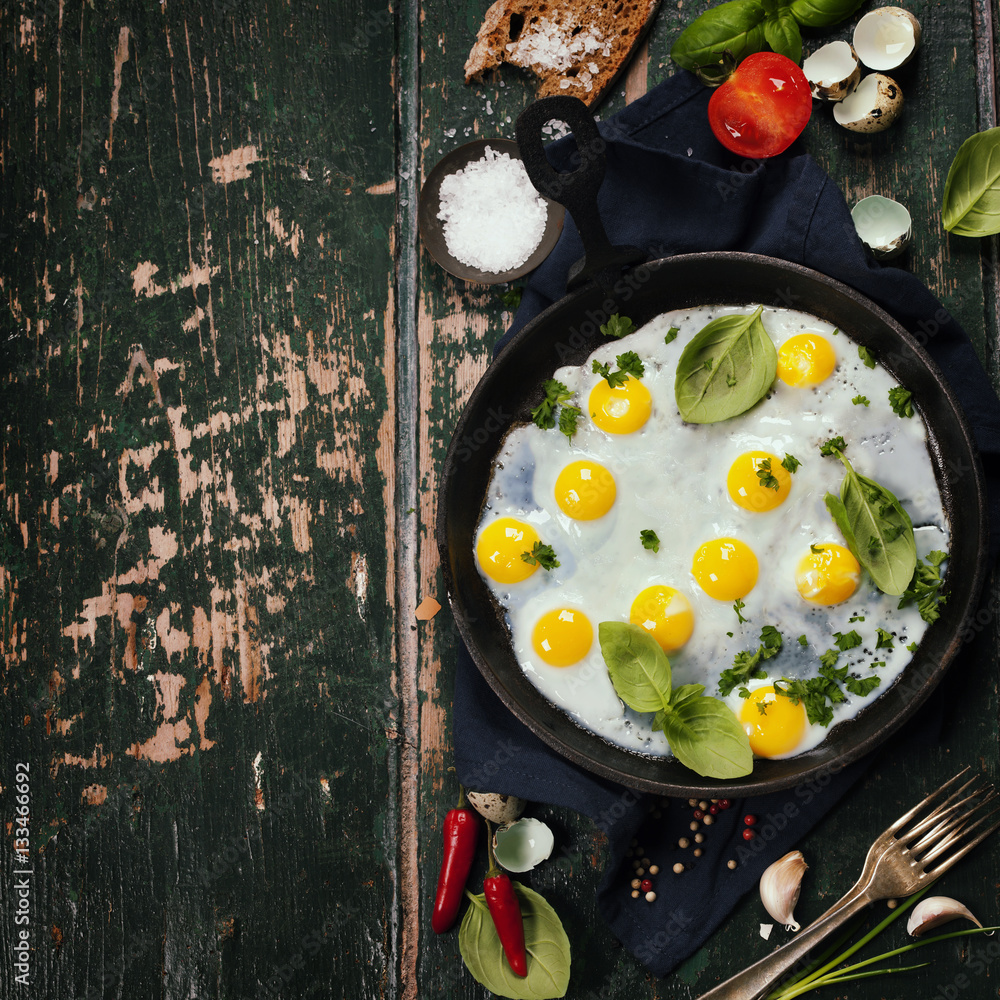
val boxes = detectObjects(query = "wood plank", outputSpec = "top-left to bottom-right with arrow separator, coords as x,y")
2,2 -> 399,996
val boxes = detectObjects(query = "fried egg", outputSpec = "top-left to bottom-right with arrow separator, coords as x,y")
473,305 -> 949,761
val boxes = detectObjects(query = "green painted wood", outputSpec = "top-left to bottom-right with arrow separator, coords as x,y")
2,1 -> 399,997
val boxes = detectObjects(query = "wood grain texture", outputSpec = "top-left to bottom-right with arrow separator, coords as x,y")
2,0 -> 998,998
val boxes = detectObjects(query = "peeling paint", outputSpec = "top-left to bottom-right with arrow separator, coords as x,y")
208,144 -> 260,183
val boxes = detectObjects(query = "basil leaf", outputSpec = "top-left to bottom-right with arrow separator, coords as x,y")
675,306 -> 777,424
831,453 -> 917,596
656,697 -> 753,779
671,683 -> 707,708
788,0 -> 864,27
942,127 -> 1000,237
598,622 -> 671,713
764,7 -> 802,64
459,885 -> 571,1000
671,0 -> 767,71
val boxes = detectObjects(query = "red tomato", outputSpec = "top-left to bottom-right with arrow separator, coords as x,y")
707,52 -> 812,159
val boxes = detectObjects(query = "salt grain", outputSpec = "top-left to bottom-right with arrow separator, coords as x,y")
437,146 -> 547,273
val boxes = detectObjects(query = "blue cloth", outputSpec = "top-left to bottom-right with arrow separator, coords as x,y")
453,70 -> 1000,977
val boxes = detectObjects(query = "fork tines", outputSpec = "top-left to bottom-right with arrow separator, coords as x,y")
894,769 -> 1000,876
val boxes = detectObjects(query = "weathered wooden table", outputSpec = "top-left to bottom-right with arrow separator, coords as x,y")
3,1 -> 998,997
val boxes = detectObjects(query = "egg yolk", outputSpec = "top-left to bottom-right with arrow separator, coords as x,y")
630,586 -> 695,652
691,537 -> 759,601
740,685 -> 808,758
727,451 -> 792,512
589,375 -> 652,434
532,608 -> 594,666
777,333 -> 837,386
795,543 -> 861,605
554,460 -> 616,520
476,518 -> 541,584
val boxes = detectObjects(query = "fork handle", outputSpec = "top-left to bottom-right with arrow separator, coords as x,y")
694,891 -> 873,1000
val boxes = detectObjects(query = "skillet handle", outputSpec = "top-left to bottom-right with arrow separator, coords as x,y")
515,96 -> 646,290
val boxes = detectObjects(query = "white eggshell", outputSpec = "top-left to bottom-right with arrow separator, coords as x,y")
493,818 -> 555,872
852,195 -> 912,259
802,41 -> 861,102
854,7 -> 922,71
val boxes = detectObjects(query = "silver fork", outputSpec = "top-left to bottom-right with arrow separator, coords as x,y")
695,768 -> 1000,1000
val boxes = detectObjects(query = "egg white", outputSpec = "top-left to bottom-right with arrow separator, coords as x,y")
475,306 -> 949,760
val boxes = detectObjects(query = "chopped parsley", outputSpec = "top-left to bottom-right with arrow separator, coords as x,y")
906,641 -> 918,652
531,379 -> 573,430
819,436 -> 847,456
781,453 -> 801,474
756,457 -> 780,491
797,634 -> 808,647
852,395 -> 871,407
888,386 -> 915,418
703,358 -> 714,371
558,405 -> 581,440
810,543 -> 825,554
718,625 -> 783,697
819,648 -> 840,670
898,550 -> 948,623
500,286 -> 523,309
664,326 -> 680,345
848,613 -> 865,622
600,314 -> 635,339
775,666 -> 847,726
521,542 -> 559,570
858,345 -> 877,369
833,629 -> 863,651
640,529 -> 660,553
875,627 -> 894,650
733,598 -> 749,624
845,673 -> 881,697
593,350 -> 645,388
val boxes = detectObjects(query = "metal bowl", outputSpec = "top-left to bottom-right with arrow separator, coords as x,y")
436,252 -> 988,796
418,139 -> 565,285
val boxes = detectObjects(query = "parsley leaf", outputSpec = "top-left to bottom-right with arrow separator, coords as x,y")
819,436 -> 847,457
531,379 -> 573,430
521,542 -> 560,570
781,453 -> 801,474
833,629 -> 863,651
593,352 -> 645,388
875,627 -> 894,650
664,326 -> 680,345
819,648 -> 840,670
640,529 -> 660,553
797,634 -> 808,646
601,314 -> 635,339
719,625 -> 782,697
775,669 -> 846,727
859,345 -> 877,369
888,386 -> 915,418
760,625 -> 783,658
500,285 -> 523,309
852,394 -> 871,407
906,641 -> 918,652
898,550 -> 948,623
811,543 -> 825,554
845,673 -> 881,697
756,457 -> 780,491
558,405 -> 581,440
848,612 -> 865,622
733,598 -> 748,624
617,351 -> 645,380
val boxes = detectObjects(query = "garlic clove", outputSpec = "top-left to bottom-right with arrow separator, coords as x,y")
833,73 -> 904,134
802,41 -> 861,103
466,790 -> 527,826
492,817 -> 555,872
853,7 -> 922,72
852,195 -> 912,260
907,896 -> 983,937
760,850 -> 808,932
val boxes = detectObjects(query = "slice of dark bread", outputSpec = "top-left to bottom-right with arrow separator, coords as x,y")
465,0 -> 661,107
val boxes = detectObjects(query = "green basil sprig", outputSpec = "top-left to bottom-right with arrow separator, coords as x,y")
598,622 -> 752,779
941,127 -> 1000,237
459,884 -> 571,1000
823,446 -> 917,596
671,0 -> 863,71
674,305 -> 777,424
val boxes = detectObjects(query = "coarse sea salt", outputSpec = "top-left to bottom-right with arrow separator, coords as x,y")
437,146 -> 547,274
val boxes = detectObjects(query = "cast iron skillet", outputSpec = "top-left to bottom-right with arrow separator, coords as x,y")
436,97 -> 989,796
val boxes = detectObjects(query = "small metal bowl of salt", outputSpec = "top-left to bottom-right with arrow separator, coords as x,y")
418,139 -> 565,284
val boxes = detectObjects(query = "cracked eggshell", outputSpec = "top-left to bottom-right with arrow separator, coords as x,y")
852,195 -> 912,260
492,817 -> 555,872
803,41 -> 861,102
853,7 -> 921,72
833,74 -> 903,133
466,790 -> 527,825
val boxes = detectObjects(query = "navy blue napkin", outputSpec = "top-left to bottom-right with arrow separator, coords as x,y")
453,70 -> 1000,978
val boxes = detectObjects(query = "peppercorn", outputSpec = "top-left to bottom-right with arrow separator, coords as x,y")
743,828 -> 755,841
744,814 -> 757,825
640,878 -> 653,892
727,859 -> 737,870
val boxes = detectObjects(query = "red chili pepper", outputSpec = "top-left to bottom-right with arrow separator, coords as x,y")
483,826 -> 528,977
431,787 -> 480,934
